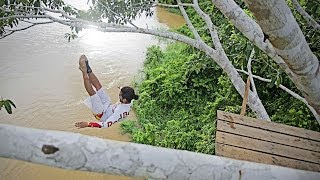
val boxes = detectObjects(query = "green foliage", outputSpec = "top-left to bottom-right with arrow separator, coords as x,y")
64,31 -> 78,42
0,0 -> 77,37
122,0 -> 319,155
289,0 -> 320,58
0,98 -> 16,114
122,43 -> 244,154
88,0 -> 155,24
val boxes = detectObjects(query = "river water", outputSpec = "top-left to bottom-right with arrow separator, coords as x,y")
0,1 -> 185,179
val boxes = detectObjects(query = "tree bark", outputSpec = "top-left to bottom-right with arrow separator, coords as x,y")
243,0 -> 320,116
0,124 -> 319,180
211,0 -> 297,81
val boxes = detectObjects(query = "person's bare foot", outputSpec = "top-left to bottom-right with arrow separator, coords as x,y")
79,55 -> 87,73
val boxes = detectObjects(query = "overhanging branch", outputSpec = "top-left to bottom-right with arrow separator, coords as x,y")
237,69 -> 320,123
1,20 -> 54,39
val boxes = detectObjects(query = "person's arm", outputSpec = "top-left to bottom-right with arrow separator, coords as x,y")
75,107 -> 130,128
75,121 -> 105,128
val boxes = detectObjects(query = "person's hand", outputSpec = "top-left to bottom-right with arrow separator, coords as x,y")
75,121 -> 88,128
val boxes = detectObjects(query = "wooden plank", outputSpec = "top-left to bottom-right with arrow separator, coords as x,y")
217,120 -> 320,152
217,111 -> 320,141
215,143 -> 320,172
216,131 -> 320,164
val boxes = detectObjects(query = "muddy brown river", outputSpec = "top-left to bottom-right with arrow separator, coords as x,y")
0,1 -> 185,179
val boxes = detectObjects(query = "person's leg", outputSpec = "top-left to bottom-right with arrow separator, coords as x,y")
82,72 -> 96,96
80,56 -> 104,115
80,55 -> 103,91
79,56 -> 96,96
88,72 -> 102,91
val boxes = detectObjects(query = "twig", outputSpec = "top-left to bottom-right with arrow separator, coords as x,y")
0,14 -> 51,20
237,69 -> 320,123
176,0 -> 201,41
42,7 -> 129,29
291,0 -> 320,30
1,20 -> 54,39
155,3 -> 193,8
247,49 -> 257,94
192,0 -> 222,49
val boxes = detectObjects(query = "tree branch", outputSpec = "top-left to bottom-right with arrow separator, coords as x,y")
211,0 -> 298,84
0,14 -> 51,20
42,7 -> 129,29
176,0 -> 202,41
1,20 -> 54,39
247,49 -> 257,94
237,69 -> 320,123
192,0 -> 222,49
243,0 -> 320,116
291,0 -> 320,30
155,0 -> 193,8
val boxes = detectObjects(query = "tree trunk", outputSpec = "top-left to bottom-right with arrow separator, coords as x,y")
243,0 -> 320,116
1,124 -> 319,180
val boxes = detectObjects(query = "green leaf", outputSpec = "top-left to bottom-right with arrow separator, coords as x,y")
268,78 -> 276,88
4,101 -> 12,114
8,100 -> 16,108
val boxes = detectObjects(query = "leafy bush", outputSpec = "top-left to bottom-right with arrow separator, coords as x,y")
121,0 -> 320,155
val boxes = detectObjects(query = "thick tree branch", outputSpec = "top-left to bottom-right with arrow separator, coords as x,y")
1,124 -> 319,179
243,0 -> 320,117
211,0 -> 298,84
237,69 -> 320,123
291,0 -> 320,30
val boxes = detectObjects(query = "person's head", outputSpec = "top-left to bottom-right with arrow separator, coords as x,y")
119,86 -> 139,104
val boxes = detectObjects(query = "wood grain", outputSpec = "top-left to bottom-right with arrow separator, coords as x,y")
216,143 -> 320,172
217,110 -> 320,141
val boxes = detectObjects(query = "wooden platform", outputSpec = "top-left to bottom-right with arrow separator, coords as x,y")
215,110 -> 320,172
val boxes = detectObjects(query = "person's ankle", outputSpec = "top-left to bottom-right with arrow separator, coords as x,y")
85,61 -> 92,73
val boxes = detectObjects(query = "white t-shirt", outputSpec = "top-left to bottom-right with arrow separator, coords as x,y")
99,103 -> 132,128
84,88 -> 133,128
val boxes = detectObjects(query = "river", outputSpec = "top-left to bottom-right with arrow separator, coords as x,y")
0,1 -> 185,179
